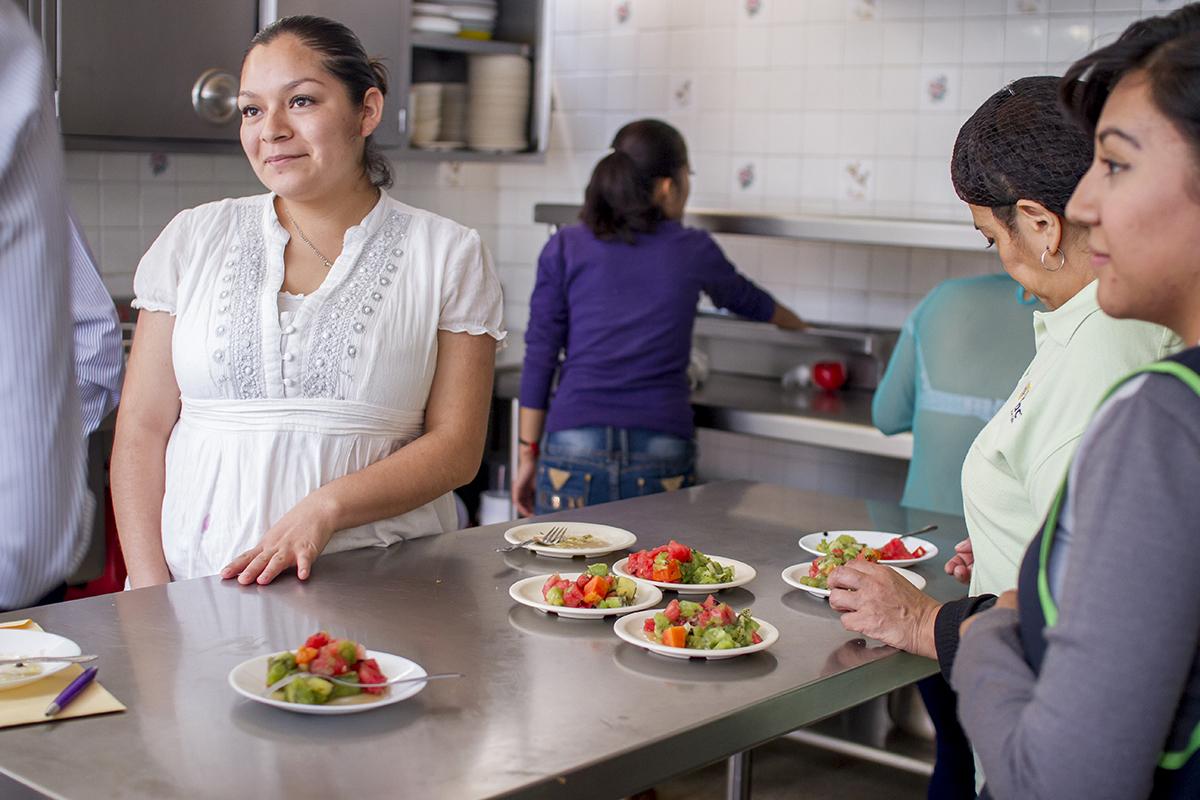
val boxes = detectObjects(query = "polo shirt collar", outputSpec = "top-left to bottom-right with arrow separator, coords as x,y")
1034,279 -> 1100,350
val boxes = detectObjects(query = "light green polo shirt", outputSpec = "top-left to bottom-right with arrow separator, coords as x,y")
962,280 -> 1181,598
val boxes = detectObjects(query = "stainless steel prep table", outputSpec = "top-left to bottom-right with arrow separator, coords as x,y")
494,366 -> 915,465
0,481 -> 965,799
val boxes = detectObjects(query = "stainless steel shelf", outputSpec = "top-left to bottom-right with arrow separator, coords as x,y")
402,146 -> 545,164
533,203 -> 983,252
411,32 -> 531,57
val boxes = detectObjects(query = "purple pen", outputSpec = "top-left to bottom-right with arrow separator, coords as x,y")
44,666 -> 98,717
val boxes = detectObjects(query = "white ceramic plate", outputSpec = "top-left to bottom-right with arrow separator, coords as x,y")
503,522 -> 637,559
0,630 -> 82,691
798,530 -> 939,567
612,610 -> 778,660
781,562 -> 927,599
228,650 -> 427,715
611,555 -> 756,594
509,573 -> 663,620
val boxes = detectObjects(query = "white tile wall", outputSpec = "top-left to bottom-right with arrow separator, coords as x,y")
59,0 -> 1182,499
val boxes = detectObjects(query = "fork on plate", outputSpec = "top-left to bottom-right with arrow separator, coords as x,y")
496,525 -> 567,553
264,671 -> 463,697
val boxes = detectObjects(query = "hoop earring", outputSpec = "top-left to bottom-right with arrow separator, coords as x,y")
1041,247 -> 1065,272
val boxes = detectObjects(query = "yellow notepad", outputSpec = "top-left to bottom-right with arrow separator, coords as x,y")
0,618 -> 126,728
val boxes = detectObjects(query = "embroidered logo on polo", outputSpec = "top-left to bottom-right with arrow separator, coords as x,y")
1010,382 -> 1032,423
216,202 -> 270,399
301,210 -> 411,398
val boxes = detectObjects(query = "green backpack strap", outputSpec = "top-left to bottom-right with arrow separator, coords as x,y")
1035,360 -> 1200,771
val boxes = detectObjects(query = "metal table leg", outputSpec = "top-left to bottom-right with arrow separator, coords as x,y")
725,749 -> 752,800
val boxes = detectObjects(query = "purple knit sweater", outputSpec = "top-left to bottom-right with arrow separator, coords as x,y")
519,221 -> 776,439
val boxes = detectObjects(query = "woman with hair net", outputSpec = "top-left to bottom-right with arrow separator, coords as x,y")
828,76 -> 1180,793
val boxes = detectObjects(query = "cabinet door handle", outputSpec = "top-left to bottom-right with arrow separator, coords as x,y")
191,69 -> 239,125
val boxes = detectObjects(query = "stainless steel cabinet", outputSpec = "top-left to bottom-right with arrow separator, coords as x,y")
25,0 -> 549,161
57,0 -> 256,149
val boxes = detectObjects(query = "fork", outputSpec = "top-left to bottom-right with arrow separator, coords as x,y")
0,654 -> 98,667
496,525 -> 568,553
264,670 -> 463,697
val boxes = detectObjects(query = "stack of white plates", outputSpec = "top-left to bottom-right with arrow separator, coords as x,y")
439,83 -> 468,145
445,0 -> 498,40
466,54 -> 530,152
412,2 -> 461,35
409,82 -> 442,147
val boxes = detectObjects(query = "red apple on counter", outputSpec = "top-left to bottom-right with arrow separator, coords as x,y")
812,361 -> 847,391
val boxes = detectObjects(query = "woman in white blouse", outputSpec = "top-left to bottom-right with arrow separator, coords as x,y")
112,16 -> 505,588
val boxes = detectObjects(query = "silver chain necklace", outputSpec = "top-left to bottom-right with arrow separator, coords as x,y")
283,205 -> 334,269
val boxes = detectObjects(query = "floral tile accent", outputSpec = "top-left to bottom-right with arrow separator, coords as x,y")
672,76 -> 694,110
744,0 -> 763,19
1011,0 -> 1043,13
737,162 -> 757,190
919,67 -> 959,110
851,0 -> 878,22
927,73 -> 948,103
841,159 -> 874,203
614,1 -> 631,26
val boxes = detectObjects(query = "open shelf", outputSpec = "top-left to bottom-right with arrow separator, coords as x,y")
411,32 -> 531,57
533,204 -> 982,252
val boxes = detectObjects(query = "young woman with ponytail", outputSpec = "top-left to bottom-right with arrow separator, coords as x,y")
513,119 -> 804,516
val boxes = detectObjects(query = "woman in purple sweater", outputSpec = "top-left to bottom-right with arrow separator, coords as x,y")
513,119 -> 804,516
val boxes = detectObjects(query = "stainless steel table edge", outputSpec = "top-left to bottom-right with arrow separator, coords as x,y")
491,653 -> 937,799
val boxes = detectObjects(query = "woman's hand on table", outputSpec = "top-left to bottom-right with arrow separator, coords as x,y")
827,560 -> 941,660
944,538 -> 975,585
220,494 -> 339,585
513,449 -> 537,517
959,589 -> 1018,638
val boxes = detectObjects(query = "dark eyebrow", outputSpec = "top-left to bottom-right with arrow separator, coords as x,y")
238,77 -> 326,99
1098,127 -> 1141,149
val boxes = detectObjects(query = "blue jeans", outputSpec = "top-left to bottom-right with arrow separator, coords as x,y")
534,427 -> 697,515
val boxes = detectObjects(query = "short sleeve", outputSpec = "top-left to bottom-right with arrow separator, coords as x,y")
132,208 -> 192,315
439,228 -> 506,342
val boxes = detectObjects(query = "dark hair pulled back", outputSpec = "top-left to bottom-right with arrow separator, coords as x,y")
248,15 -> 392,189
580,119 -> 689,243
950,76 -> 1092,229
1060,4 -> 1200,180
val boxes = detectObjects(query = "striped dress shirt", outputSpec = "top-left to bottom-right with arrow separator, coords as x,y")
67,210 -> 124,436
0,7 -> 92,610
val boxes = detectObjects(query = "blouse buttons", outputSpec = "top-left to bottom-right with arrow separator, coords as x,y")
314,358 -> 325,367
215,325 -> 226,336
362,305 -> 374,315
379,276 -> 391,286
222,273 -> 233,283
353,322 -> 365,333
385,263 -> 397,272
391,248 -> 402,257
213,350 -> 225,362
219,290 -> 230,299
242,365 -> 253,376
218,304 -> 229,314
283,353 -> 295,363
347,345 -> 358,357
283,324 -> 296,335
283,378 -> 295,388
371,291 -> 383,301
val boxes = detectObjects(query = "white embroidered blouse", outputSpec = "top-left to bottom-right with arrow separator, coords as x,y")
132,192 -> 505,580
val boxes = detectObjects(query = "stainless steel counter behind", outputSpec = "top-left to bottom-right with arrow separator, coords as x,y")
0,481 -> 965,800
494,367 -> 914,460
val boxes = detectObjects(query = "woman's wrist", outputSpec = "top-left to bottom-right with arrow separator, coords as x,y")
518,437 -> 539,458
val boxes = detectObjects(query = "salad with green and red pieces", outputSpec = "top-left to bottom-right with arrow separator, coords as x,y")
801,534 -> 881,590
541,563 -> 639,609
642,596 -> 762,650
265,631 -> 387,705
625,540 -> 734,584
